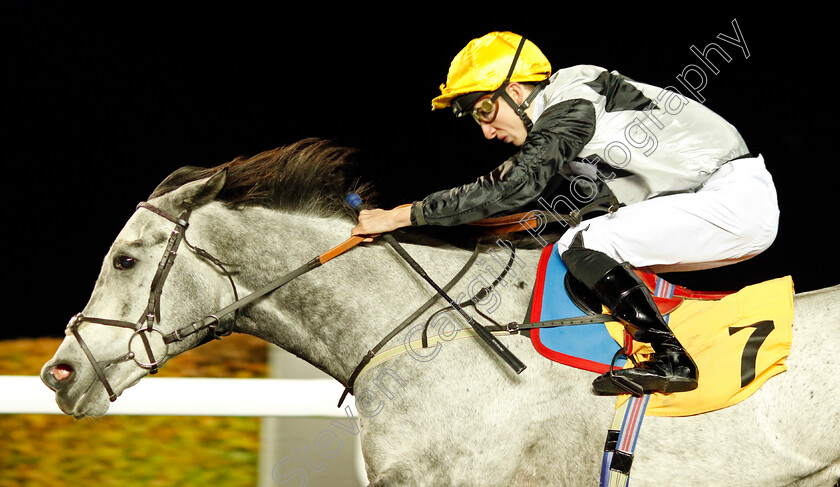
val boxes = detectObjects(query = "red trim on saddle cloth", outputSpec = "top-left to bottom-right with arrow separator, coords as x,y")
635,270 -> 734,300
634,270 -> 735,313
653,297 -> 683,316
530,337 -> 623,374
529,245 -> 623,374
528,246 -> 735,373
528,244 -> 551,326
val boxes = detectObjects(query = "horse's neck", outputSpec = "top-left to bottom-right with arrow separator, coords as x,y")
202,206 -> 484,383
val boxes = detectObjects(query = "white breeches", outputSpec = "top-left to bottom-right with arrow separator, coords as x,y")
556,155 -> 779,273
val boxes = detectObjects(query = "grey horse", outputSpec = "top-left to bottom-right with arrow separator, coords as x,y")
41,139 -> 840,486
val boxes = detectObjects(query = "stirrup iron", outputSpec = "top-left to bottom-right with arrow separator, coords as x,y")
605,345 -> 644,397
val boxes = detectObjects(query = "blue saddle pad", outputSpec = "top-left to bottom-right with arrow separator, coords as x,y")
529,243 -> 625,373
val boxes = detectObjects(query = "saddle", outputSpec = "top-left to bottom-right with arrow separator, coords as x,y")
528,242 -> 795,417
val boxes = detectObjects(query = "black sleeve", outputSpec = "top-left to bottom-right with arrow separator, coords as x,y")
412,98 -> 597,227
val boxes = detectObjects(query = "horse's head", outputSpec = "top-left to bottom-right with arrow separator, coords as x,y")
41,169 -> 232,418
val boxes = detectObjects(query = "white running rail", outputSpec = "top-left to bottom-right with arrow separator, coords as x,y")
0,376 -> 353,417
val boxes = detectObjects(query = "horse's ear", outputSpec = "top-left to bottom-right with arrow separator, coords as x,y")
172,168 -> 228,210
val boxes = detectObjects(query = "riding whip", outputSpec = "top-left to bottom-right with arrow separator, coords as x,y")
347,193 -> 527,375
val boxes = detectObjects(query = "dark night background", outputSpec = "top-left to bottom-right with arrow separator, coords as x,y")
3,5 -> 835,340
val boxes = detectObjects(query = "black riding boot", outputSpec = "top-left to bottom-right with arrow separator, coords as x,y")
562,237 -> 698,395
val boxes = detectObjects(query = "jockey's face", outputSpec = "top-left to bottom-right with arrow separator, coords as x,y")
476,83 -> 531,147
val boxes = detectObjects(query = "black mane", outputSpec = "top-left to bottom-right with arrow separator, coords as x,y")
150,137 -> 558,249
150,138 -> 370,222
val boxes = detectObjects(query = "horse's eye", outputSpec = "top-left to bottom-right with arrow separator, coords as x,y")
113,255 -> 137,270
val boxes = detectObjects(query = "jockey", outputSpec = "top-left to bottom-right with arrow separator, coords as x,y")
351,31 -> 779,395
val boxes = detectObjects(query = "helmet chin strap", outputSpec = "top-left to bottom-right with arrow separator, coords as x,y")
488,36 -> 548,132
495,82 -> 546,132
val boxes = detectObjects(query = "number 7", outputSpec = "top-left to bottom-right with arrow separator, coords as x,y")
728,320 -> 775,388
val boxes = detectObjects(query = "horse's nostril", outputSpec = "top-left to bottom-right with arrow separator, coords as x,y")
51,364 -> 73,382
41,363 -> 75,392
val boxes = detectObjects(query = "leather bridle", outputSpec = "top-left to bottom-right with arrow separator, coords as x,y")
67,199 -> 371,403
65,191 -> 626,408
66,202 -> 239,401
65,196 -> 498,406
65,197 -> 529,406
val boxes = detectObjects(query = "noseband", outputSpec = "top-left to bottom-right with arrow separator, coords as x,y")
67,202 -> 238,401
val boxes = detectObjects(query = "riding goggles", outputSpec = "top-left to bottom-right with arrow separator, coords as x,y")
452,92 -> 500,125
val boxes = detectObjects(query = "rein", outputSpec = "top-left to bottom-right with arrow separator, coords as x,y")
72,194 -> 619,405
69,200 -> 487,405
68,202 -> 363,402
337,243 -> 483,407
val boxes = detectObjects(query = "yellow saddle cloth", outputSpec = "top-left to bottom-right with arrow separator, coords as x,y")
610,276 -> 795,417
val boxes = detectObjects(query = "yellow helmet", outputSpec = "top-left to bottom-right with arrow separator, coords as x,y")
431,31 -> 552,111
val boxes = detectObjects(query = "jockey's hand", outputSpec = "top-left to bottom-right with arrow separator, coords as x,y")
351,205 -> 412,243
